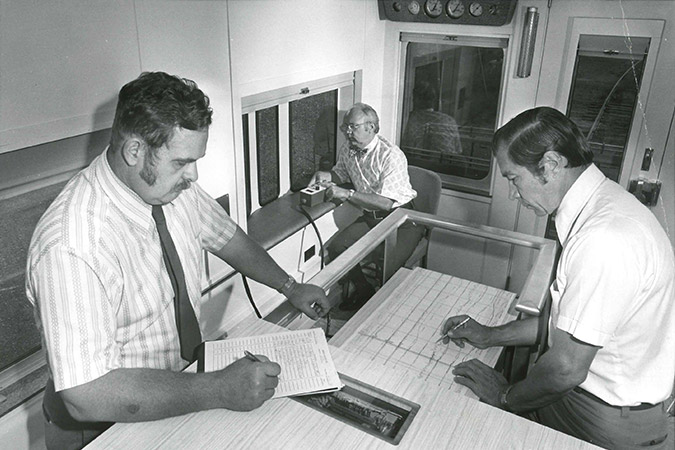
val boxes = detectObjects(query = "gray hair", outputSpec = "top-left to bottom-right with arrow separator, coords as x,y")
348,103 -> 380,133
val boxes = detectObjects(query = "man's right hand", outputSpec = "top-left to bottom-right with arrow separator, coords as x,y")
441,315 -> 492,349
308,171 -> 332,186
215,355 -> 281,411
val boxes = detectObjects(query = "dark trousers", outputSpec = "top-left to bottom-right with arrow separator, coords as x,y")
328,205 -> 425,290
43,378 -> 112,450
529,388 -> 668,449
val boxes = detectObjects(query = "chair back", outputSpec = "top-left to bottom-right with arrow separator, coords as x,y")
408,166 -> 442,215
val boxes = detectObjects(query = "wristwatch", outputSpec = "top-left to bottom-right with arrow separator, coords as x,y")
499,384 -> 513,411
277,275 -> 297,297
347,189 -> 355,201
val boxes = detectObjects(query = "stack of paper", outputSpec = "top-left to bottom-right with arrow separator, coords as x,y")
199,327 -> 343,398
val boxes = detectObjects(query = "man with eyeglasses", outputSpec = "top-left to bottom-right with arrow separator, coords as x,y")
309,103 -> 424,311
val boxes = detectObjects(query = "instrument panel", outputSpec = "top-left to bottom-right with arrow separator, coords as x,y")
378,0 -> 517,26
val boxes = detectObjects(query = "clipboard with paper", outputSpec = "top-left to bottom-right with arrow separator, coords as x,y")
198,327 -> 343,398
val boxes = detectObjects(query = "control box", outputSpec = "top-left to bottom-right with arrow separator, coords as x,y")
300,184 -> 327,207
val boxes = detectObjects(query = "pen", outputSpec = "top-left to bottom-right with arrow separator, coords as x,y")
436,317 -> 471,343
244,350 -> 262,362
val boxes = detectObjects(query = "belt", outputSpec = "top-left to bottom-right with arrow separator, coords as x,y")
363,200 -> 414,221
573,387 -> 662,411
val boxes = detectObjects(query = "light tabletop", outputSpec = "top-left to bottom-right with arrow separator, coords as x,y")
88,269 -> 598,449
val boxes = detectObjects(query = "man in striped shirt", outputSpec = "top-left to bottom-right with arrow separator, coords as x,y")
309,103 -> 424,312
26,72 -> 330,449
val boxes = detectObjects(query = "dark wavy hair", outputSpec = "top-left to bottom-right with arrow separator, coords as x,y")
492,107 -> 593,176
110,72 -> 212,154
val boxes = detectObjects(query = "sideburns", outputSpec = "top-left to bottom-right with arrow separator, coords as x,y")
139,150 -> 158,186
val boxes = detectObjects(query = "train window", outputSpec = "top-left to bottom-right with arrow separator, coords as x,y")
398,34 -> 508,195
0,130 -> 108,411
566,35 -> 650,182
289,90 -> 338,191
0,183 -> 62,373
546,35 -> 651,242
255,106 -> 280,206
241,71 -> 360,214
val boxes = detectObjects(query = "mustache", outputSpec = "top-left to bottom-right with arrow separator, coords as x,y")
175,180 -> 191,191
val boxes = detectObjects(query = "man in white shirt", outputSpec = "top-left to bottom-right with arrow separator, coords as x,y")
27,72 -> 330,449
441,107 -> 674,449
309,103 -> 423,311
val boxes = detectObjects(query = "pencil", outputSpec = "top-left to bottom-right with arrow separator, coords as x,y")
436,317 -> 471,343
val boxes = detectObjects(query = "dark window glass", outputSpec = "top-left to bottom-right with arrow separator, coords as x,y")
566,35 -> 649,182
256,107 -> 280,206
547,35 -> 649,240
289,90 -> 338,191
400,43 -> 504,194
242,114 -> 252,216
0,182 -> 65,371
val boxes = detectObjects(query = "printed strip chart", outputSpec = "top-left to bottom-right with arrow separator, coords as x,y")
344,267 -> 516,392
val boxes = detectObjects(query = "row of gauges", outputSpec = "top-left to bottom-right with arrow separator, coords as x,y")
380,0 -> 517,26
395,0 -> 489,18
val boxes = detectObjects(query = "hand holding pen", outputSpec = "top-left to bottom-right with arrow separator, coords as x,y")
438,315 -> 492,349
437,316 -> 470,345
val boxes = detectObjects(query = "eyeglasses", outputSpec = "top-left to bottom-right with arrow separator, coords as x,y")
340,122 -> 371,133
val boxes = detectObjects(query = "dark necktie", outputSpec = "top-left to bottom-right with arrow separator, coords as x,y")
152,205 -> 202,362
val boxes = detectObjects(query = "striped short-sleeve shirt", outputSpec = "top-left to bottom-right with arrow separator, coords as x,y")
331,135 -> 416,208
26,149 -> 237,391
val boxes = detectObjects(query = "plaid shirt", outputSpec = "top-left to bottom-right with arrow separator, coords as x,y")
26,150 -> 237,391
332,135 -> 416,208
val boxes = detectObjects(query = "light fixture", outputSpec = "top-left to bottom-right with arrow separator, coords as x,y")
517,7 -> 539,78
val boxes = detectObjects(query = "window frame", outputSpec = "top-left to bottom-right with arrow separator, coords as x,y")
241,71 -> 361,215
396,33 -> 509,196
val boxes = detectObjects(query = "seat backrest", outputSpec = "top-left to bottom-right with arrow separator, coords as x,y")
408,166 -> 442,215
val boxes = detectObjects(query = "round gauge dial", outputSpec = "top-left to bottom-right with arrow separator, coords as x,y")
469,2 -> 483,17
408,0 -> 421,15
446,0 -> 465,18
424,0 -> 444,18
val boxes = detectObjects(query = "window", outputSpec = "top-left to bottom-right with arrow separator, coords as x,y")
0,183 -> 64,373
566,35 -> 649,182
0,130 -> 108,414
256,106 -> 280,206
241,71 -> 360,214
398,34 -> 508,195
289,90 -> 338,191
546,34 -> 650,241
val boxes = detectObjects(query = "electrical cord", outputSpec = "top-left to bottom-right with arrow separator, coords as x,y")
297,205 -> 325,270
298,205 -> 331,338
240,205 -> 330,332
241,273 -> 262,319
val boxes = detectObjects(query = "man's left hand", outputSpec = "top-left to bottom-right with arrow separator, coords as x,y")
325,186 -> 351,202
452,359 -> 509,408
286,283 -> 330,319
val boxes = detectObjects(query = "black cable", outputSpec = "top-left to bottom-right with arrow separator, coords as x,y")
297,205 -> 325,270
240,206 -> 329,329
241,273 -> 262,319
298,205 -> 332,338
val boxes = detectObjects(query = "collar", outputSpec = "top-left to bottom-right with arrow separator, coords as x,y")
554,164 -> 606,245
349,135 -> 378,158
95,147 -> 155,231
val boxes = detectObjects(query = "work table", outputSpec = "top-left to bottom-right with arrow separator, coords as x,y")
88,268 -> 596,449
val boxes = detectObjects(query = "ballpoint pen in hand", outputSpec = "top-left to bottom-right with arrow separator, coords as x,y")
244,350 -> 262,362
436,317 -> 471,343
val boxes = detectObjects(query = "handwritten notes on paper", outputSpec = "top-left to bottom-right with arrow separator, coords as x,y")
200,328 -> 343,398
343,268 -> 516,392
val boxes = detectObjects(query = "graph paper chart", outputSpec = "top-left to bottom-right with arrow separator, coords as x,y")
342,268 -> 516,392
